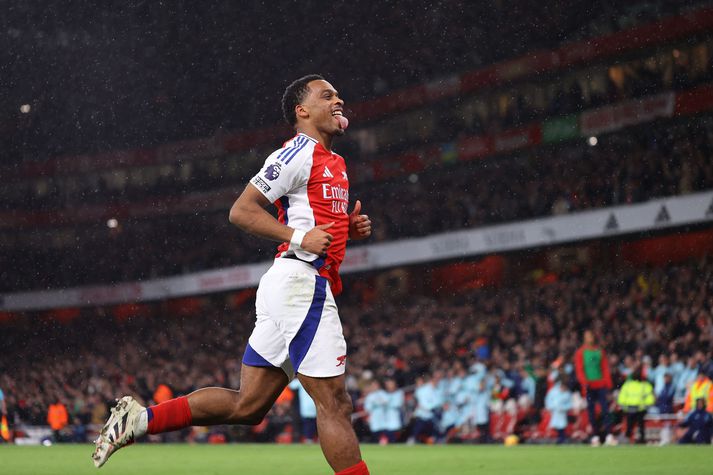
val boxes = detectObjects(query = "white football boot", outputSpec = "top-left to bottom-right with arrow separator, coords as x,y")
92,396 -> 147,468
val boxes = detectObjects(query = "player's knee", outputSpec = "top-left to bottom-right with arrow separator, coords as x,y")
317,388 -> 353,419
336,392 -> 353,419
231,400 -> 268,425
241,411 -> 266,426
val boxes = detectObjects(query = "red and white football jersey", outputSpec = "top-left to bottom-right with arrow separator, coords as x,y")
250,133 -> 350,295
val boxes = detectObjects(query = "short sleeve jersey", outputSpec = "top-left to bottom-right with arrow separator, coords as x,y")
250,133 -> 350,295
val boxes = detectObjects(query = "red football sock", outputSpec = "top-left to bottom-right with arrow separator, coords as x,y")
335,460 -> 369,475
146,396 -> 192,434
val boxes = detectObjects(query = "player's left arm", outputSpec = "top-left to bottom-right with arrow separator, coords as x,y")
349,199 -> 371,240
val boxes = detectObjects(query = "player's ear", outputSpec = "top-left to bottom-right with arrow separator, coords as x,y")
295,103 -> 309,121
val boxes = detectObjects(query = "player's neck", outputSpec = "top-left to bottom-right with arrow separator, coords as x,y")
295,125 -> 332,151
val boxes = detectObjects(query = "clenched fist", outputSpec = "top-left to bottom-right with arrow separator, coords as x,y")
300,222 -> 334,255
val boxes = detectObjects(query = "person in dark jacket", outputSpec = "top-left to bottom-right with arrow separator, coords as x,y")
679,397 -> 713,444
655,373 -> 675,414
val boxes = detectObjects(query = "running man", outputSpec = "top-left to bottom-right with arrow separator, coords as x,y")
92,74 -> 372,475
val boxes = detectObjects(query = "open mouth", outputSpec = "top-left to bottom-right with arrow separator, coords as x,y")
331,109 -> 349,130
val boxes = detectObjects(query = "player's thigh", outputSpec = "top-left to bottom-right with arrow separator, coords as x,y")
297,373 -> 351,415
245,314 -> 293,376
289,278 -> 347,377
237,364 -> 288,415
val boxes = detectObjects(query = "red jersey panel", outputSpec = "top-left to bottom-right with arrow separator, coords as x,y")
250,133 -> 350,295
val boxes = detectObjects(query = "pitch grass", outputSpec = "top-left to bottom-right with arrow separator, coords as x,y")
1,443 -> 711,475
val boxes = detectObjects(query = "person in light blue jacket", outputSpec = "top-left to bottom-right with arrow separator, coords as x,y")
452,386 -> 473,429
649,354 -> 671,396
676,357 -> 699,400
382,379 -> 404,442
439,401 -> 460,442
409,375 -> 443,443
471,379 -> 491,443
288,378 -> 317,442
669,353 -> 685,390
437,369 -> 451,402
443,366 -> 465,405
518,366 -> 536,401
545,372 -> 573,444
363,381 -> 388,442
463,360 -> 487,395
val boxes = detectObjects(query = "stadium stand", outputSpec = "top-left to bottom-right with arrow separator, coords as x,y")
2,237 -> 713,443
0,0 -> 698,162
3,29 -> 713,290
3,112 -> 713,291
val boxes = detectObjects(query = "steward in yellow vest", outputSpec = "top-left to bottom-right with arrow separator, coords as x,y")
617,370 -> 654,443
684,374 -> 713,414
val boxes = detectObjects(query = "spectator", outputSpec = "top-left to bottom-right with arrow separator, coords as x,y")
471,379 -> 491,444
655,373 -> 676,415
617,368 -> 655,444
650,354 -> 670,396
364,381 -> 389,444
676,357 -> 699,400
71,416 -> 87,443
545,372 -> 573,444
574,330 -> 613,444
619,355 -> 636,380
439,400 -> 461,443
288,378 -> 317,443
678,397 -> 713,444
409,376 -> 442,444
153,384 -> 173,405
47,398 -> 69,443
517,366 -> 536,402
668,353 -> 685,391
383,379 -> 405,443
683,370 -> 713,414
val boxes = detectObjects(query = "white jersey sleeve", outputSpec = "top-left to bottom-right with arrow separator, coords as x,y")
249,138 -> 311,203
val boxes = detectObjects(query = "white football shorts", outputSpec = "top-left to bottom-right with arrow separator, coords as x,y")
242,257 -> 347,379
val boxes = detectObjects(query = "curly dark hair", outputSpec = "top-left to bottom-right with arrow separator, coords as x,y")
281,74 -> 324,126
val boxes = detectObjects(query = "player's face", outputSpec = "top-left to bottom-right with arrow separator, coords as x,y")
302,79 -> 345,136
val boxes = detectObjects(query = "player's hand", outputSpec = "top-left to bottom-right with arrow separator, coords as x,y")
301,222 -> 334,255
349,200 -> 371,240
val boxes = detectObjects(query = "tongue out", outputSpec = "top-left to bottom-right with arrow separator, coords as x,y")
336,114 -> 349,130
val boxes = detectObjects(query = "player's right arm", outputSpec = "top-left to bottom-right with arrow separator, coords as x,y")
229,146 -> 333,255
229,184 -> 333,255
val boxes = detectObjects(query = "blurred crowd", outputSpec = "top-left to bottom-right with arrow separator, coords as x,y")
7,34 -> 713,213
346,255 -> 713,445
3,9 -> 713,292
1,0 -> 688,163
366,119 -> 713,241
4,115 -> 712,292
1,253 -> 712,444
